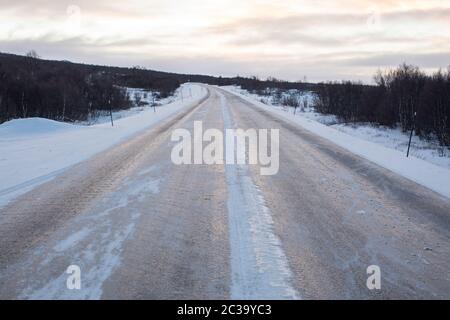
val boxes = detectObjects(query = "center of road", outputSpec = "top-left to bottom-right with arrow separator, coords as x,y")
220,91 -> 300,300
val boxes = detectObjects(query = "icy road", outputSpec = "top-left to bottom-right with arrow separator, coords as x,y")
0,86 -> 449,299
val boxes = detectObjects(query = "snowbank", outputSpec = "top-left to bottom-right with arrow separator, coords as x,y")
0,84 -> 207,207
220,86 -> 450,199
0,118 -> 78,137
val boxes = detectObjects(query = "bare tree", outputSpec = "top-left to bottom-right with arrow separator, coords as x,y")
282,94 -> 300,115
134,92 -> 142,106
301,96 -> 309,112
26,50 -> 40,60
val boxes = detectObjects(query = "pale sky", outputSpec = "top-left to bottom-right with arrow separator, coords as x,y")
1,0 -> 449,82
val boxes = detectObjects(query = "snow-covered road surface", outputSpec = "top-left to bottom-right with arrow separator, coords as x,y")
0,86 -> 449,299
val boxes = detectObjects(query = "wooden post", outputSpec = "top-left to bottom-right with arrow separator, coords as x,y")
406,112 -> 416,157
109,98 -> 114,127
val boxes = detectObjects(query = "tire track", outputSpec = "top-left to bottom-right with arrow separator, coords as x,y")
0,89 -> 210,269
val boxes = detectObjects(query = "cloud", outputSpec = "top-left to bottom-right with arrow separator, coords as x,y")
1,0 -> 449,81
345,52 -> 450,69
203,7 -> 450,44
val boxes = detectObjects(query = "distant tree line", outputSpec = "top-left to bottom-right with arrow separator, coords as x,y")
116,65 -> 180,98
215,76 -> 315,93
0,52 -> 185,123
0,52 -> 129,123
2,53 -> 449,148
1,52 -> 314,124
0,51 -> 312,123
314,64 -> 450,148
0,52 -> 317,124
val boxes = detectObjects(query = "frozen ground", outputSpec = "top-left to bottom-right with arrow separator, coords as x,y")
0,83 -> 207,207
221,86 -> 450,199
